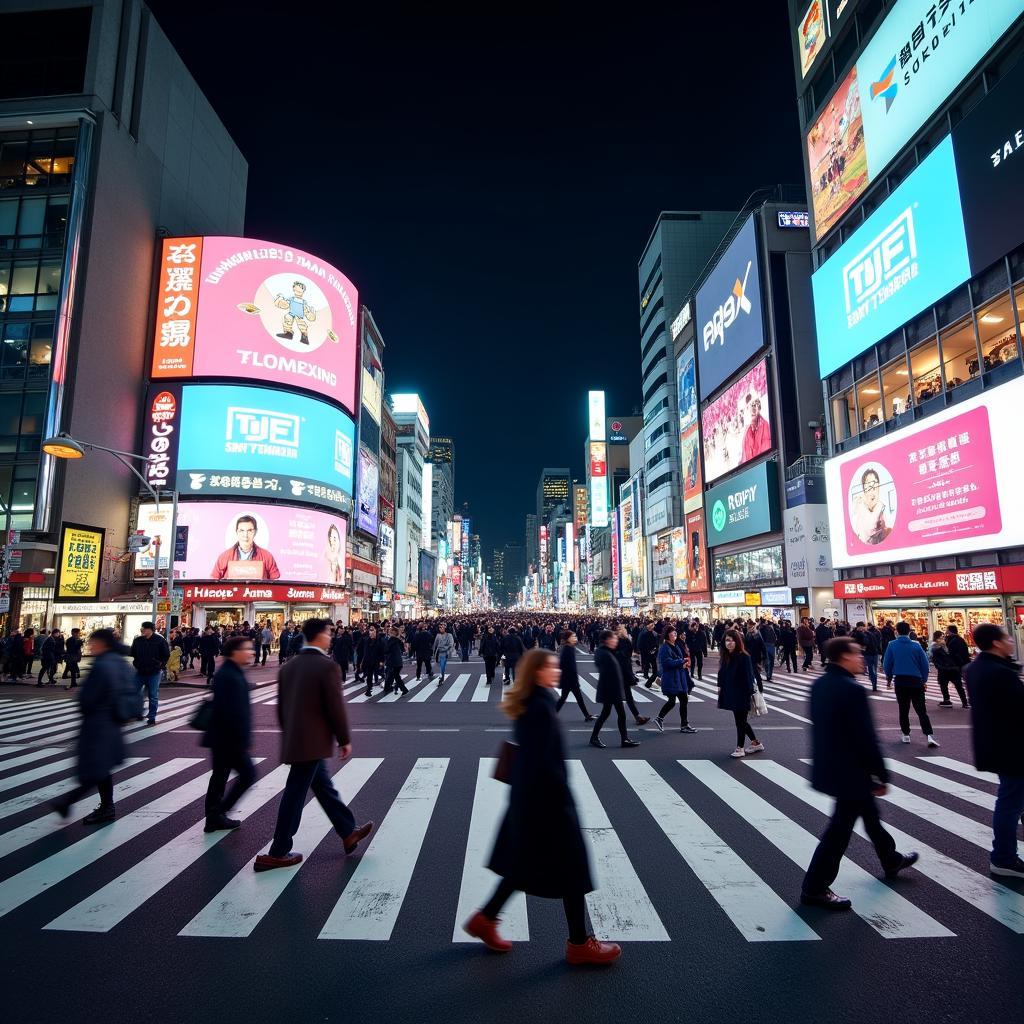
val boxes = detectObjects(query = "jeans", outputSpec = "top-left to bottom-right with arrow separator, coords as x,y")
992,774 -> 1024,867
136,670 -> 161,721
205,747 -> 256,821
438,653 -> 448,680
763,646 -> 775,682
592,700 -> 627,742
658,692 -> 689,727
864,654 -> 878,690
269,759 -> 357,858
801,645 -> 814,671
803,795 -> 900,896
894,681 -> 933,737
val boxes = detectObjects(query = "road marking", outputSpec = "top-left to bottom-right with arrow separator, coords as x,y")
681,760 -> 952,939
0,692 -> 201,738
614,759 -> 817,943
920,756 -> 999,786
378,675 -> 424,703
0,747 -> 66,773
578,681 -> 599,702
471,675 -> 491,703
319,757 -> 449,940
0,755 -> 80,794
179,758 -> 382,938
440,674 -> 472,702
567,760 -> 668,941
883,759 -> 996,810
745,760 -> 1024,934
407,674 -> 446,703
453,758 -> 528,942
35,695 -> 209,745
0,760 -> 144,824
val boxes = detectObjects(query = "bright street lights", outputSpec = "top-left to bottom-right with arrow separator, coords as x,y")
42,432 -> 178,631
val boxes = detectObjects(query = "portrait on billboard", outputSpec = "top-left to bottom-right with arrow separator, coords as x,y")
676,346 -> 697,433
356,446 -> 380,536
681,425 -> 703,512
211,511 -> 281,580
686,509 -> 709,593
701,359 -> 772,483
848,462 -> 896,546
806,65 -> 867,241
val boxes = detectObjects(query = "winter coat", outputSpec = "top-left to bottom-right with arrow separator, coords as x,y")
432,632 -> 456,659
965,652 -> 1024,776
946,633 -> 971,668
360,636 -> 385,671
929,641 -> 957,672
487,687 -> 594,899
199,633 -> 221,657
276,648 -> 350,764
76,650 -> 131,785
537,631 -> 557,651
796,623 -> 815,648
385,635 -> 405,670
716,653 -> 756,712
684,627 -> 708,657
883,635 -> 930,684
594,645 -> 625,703
657,642 -> 689,696
558,643 -> 579,691
479,633 -> 501,658
331,632 -> 353,665
130,633 -> 170,674
744,630 -> 765,667
202,659 -> 252,753
501,633 -> 525,661
65,635 -> 84,665
413,629 -> 434,658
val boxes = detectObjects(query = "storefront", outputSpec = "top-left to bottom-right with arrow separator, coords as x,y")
52,600 -> 155,638
182,584 -> 347,630
712,585 -> 800,624
653,592 -> 713,622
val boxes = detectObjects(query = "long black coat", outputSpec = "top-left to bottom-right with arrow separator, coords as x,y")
558,643 -> 579,691
594,645 -> 625,703
809,663 -> 888,799
965,652 -> 1024,776
716,653 -> 755,712
202,660 -> 252,753
488,687 -> 594,898
76,650 -> 131,785
479,633 -> 501,658
385,635 -> 405,669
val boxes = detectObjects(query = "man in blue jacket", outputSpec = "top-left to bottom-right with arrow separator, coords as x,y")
882,620 -> 939,748
802,637 -> 919,909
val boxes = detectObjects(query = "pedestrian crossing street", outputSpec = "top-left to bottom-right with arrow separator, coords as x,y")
0,726 -> 1018,945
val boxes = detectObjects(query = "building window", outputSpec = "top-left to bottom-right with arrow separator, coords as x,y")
831,390 -> 856,441
939,315 -> 981,389
0,258 -> 61,312
0,390 -> 45,453
909,336 -> 942,405
975,290 -> 1019,371
855,371 -> 882,431
880,356 -> 911,421
0,462 -> 38,531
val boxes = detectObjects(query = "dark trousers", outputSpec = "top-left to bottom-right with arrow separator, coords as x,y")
385,666 -> 407,693
658,692 -> 688,726
864,653 -> 878,690
556,680 -> 589,717
623,685 -> 642,720
460,642 -> 470,662
641,653 -> 655,682
483,656 -> 497,684
801,645 -> 814,671
37,661 -> 56,685
60,775 -> 114,811
415,655 -> 432,679
505,658 -> 518,683
482,877 -> 588,944
260,644 -> 270,666
205,747 -> 256,821
690,652 -> 703,680
592,700 -> 627,742
201,653 -> 216,680
333,658 -> 348,683
895,682 -> 933,736
782,648 -> 798,673
733,710 -> 756,747
803,795 -> 900,896
937,668 -> 968,706
269,759 -> 356,858
763,646 -> 775,682
362,666 -> 380,692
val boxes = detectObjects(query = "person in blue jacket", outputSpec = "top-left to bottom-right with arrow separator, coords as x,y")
882,620 -> 939,747
651,627 -> 697,734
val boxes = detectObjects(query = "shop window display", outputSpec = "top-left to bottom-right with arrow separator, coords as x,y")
880,357 -> 911,421
909,338 -> 942,406
975,291 -> 1019,372
855,372 -> 883,430
939,316 -> 981,389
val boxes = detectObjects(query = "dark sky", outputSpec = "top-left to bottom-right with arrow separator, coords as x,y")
146,4 -> 804,556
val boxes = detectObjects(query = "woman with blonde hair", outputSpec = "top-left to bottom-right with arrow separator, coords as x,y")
463,647 -> 621,966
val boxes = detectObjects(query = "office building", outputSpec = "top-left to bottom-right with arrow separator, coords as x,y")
427,435 -> 454,556
389,393 -> 430,614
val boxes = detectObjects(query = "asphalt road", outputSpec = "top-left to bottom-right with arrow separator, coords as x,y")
1,649 -> 1022,1024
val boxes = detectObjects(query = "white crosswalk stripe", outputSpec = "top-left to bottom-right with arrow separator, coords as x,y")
470,675 -> 492,702
920,756 -> 999,786
883,759 -> 997,810
0,747 -> 67,773
439,673 -> 472,702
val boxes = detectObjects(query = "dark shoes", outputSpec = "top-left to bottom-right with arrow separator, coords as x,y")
344,820 -> 374,854
800,889 -> 852,910
204,815 -> 242,833
49,798 -> 72,820
254,852 -> 303,872
462,911 -> 512,952
621,739 -> 640,748
589,737 -> 606,749
634,716 -> 650,726
566,936 -> 622,965
83,804 -> 116,826
884,852 -> 920,879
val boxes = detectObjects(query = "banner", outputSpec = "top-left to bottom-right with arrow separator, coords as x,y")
701,359 -> 772,483
356,446 -> 380,536
55,522 -> 103,601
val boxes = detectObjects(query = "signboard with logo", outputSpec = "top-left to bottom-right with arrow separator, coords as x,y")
785,474 -> 826,508
356,446 -> 379,536
784,503 -> 833,588
589,441 -> 609,527
713,589 -> 746,605
696,216 -> 764,398
144,383 -> 355,513
811,136 -> 971,377
607,419 -> 628,444
669,301 -> 691,341
777,210 -> 810,229
798,0 -> 829,79
182,582 -> 347,604
834,577 -> 894,598
825,374 -> 1024,568
705,460 -> 781,547
133,501 -> 347,585
833,567 -> 1022,599
761,585 -> 794,606
686,508 -> 709,593
378,496 -> 395,529
701,358 -> 773,484
150,236 -> 359,414
55,521 -> 103,601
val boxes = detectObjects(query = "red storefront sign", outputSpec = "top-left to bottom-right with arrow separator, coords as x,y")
345,554 -> 379,578
182,583 -> 347,603
833,578 -> 893,598
835,566 -> 1017,600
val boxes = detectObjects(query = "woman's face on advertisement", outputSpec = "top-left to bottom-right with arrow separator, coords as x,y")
863,473 -> 880,510
328,528 -> 340,553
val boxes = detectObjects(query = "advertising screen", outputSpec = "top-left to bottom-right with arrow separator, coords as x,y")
811,136 -> 970,377
686,509 -> 709,593
681,426 -> 704,513
670,526 -> 689,592
652,534 -> 673,592
143,383 -> 355,513
806,65 -> 868,240
55,522 -> 103,601
677,344 -> 697,433
589,441 -> 608,527
696,216 -> 765,398
701,359 -> 772,483
378,522 -> 395,584
356,446 -> 379,536
133,502 -> 347,584
588,390 -> 606,440
705,459 -> 781,548
824,374 -> 1024,568
151,236 -> 359,414
798,0 -> 829,78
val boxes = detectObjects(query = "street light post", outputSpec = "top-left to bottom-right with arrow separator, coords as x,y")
42,432 -> 178,632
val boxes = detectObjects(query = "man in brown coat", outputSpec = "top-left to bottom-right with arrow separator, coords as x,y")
254,618 -> 373,871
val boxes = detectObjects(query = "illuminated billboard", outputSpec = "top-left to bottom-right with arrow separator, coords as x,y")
142,383 -> 355,513
378,522 -> 395,584
589,441 -> 608,527
588,390 -> 606,441
798,0 -> 828,79
134,501 -> 346,585
701,359 -> 772,483
677,343 -> 703,512
356,446 -> 380,536
151,237 -> 359,413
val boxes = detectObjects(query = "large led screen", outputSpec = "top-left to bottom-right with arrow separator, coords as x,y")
701,359 -> 772,484
356,446 -> 380,536
151,236 -> 359,414
798,0 -> 829,79
133,501 -> 347,584
824,375 -> 1024,568
142,383 -> 355,513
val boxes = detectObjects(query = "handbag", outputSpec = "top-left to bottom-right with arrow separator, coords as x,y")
189,699 -> 214,731
492,740 -> 519,784
750,689 -> 769,717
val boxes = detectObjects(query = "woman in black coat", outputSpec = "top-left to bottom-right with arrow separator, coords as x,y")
360,626 -> 385,696
202,634 -> 256,831
463,648 -> 621,965
384,628 -> 408,695
555,631 -> 594,721
717,629 -> 764,759
479,625 -> 501,685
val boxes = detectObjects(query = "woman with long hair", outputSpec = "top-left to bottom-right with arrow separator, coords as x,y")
463,648 -> 621,966
652,627 -> 697,734
716,628 -> 764,759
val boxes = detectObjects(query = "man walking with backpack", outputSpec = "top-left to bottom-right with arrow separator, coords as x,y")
130,622 -> 170,725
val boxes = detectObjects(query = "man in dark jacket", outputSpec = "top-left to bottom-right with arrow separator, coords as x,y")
797,619 -> 816,671
801,636 -> 919,909
278,622 -> 296,666
412,625 -> 434,680
501,628 -> 525,684
130,622 -> 170,724
943,625 -> 972,708
331,627 -> 353,683
537,625 -> 557,652
63,627 -> 84,690
255,618 -> 373,872
636,623 -> 659,686
814,618 -> 833,667
589,630 -> 640,749
36,628 -> 64,686
199,626 -> 221,684
383,627 -> 408,695
555,631 -> 593,721
685,620 -> 708,680
879,620 -> 896,654
744,626 -> 766,693
758,620 -> 778,682
965,624 -> 1024,878
457,621 -> 474,662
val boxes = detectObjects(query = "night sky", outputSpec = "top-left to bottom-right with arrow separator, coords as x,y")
146,4 -> 805,557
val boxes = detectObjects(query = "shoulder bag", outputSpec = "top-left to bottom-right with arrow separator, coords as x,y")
492,740 -> 519,784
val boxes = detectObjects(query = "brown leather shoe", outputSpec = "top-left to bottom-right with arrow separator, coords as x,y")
462,910 -> 512,952
343,820 -> 374,854
566,936 -> 622,965
253,852 -> 303,872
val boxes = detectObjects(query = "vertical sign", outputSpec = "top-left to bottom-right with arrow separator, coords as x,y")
588,390 -> 606,441
151,237 -> 202,378
55,522 -> 104,601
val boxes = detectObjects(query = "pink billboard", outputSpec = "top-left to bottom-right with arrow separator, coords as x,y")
134,501 -> 347,585
701,359 -> 772,483
151,237 -> 359,414
825,377 -> 1024,569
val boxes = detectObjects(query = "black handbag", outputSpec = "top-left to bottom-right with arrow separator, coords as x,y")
189,700 -> 213,732
492,741 -> 519,784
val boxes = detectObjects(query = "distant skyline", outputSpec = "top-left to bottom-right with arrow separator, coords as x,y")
146,4 -> 804,552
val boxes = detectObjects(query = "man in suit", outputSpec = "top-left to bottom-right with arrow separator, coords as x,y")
254,618 -> 374,871
801,636 -> 918,909
589,630 -> 640,750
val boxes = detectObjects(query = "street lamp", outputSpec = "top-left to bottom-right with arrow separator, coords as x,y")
42,432 -> 178,631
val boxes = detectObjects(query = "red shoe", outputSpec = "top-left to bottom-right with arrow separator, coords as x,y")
253,853 -> 302,872
462,911 -> 512,952
343,820 -> 374,854
566,936 -> 621,965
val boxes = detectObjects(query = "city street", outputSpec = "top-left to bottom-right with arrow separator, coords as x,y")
1,651 -> 1021,1024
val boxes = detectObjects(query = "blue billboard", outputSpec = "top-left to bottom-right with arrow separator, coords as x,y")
811,135 -> 971,377
152,382 -> 355,513
695,216 -> 765,399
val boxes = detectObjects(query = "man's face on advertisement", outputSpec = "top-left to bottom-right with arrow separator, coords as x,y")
750,399 -> 761,424
236,520 -> 257,550
862,473 -> 880,511
292,283 -> 305,299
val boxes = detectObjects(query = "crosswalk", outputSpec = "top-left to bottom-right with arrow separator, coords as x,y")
0,736 -> 1018,946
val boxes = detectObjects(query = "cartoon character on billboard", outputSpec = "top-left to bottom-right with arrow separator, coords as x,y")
849,465 -> 894,546
274,280 -> 317,346
211,514 -> 281,580
324,522 -> 344,585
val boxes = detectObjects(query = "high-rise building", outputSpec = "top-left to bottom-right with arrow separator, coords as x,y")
491,547 -> 505,597
389,394 -> 430,610
792,0 -> 1024,639
503,542 -> 526,605
536,467 -> 571,525
524,512 -> 539,571
427,436 -> 454,556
